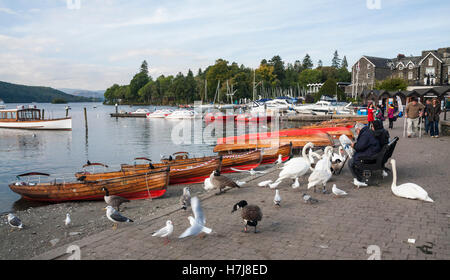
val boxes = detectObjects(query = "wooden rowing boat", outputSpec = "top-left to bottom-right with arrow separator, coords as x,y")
220,149 -> 262,173
9,169 -> 170,202
76,157 -> 222,185
260,143 -> 293,164
214,133 -> 333,153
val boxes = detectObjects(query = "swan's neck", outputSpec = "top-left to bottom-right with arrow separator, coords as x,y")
391,161 -> 397,189
302,145 -> 311,165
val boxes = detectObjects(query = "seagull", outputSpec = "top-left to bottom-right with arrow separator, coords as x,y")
104,206 -> 133,230
274,190 -> 281,206
179,197 -> 212,238
152,220 -> 174,245
101,187 -> 130,211
65,213 -> 71,227
332,184 -> 348,197
204,177 -> 214,191
291,178 -> 300,189
275,154 -> 283,165
302,194 -> 319,204
180,187 -> 191,211
7,213 -> 23,230
258,180 -> 273,187
230,168 -> 266,175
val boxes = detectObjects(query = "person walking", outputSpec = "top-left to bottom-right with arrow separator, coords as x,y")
367,103 -> 375,129
405,98 -> 424,138
423,99 -> 432,135
428,98 -> 442,138
388,104 -> 395,129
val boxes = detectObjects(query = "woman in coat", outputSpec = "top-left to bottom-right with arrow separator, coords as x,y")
387,104 -> 395,129
428,98 -> 441,138
367,103 -> 375,128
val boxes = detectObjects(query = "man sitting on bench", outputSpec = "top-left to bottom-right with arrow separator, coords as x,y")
349,122 -> 381,187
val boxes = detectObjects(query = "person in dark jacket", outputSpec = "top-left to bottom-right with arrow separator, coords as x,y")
428,98 -> 442,138
423,99 -> 432,135
372,120 -> 390,147
348,122 -> 381,187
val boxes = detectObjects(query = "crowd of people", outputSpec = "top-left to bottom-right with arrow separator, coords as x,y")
348,97 -> 443,186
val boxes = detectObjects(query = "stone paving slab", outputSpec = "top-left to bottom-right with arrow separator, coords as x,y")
33,123 -> 450,260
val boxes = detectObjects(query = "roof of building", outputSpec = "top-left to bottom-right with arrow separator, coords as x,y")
362,56 -> 392,68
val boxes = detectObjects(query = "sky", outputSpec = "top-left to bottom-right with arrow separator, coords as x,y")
0,0 -> 449,90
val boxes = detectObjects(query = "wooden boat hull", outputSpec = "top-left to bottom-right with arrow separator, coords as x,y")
220,149 -> 262,173
214,133 -> 333,153
9,169 -> 170,202
260,143 -> 293,164
77,157 -> 222,185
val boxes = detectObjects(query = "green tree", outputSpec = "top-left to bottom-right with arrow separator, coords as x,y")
331,50 -> 341,68
341,56 -> 348,69
298,69 -> 322,87
317,60 -> 323,68
302,54 -> 313,69
375,78 -> 408,91
268,55 -> 285,84
316,78 -> 345,101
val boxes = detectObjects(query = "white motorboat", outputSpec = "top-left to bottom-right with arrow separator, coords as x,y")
0,105 -> 72,130
165,109 -> 200,119
131,108 -> 151,114
146,109 -> 173,118
264,99 -> 294,111
294,101 -> 353,115
0,99 -> 5,109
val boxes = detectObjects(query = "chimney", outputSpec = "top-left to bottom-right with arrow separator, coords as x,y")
397,54 -> 405,59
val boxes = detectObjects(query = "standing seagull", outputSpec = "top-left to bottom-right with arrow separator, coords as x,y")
65,213 -> 71,227
275,154 -> 283,165
104,206 -> 133,230
179,196 -> 212,238
152,220 -> 174,245
274,190 -> 281,207
232,200 -> 263,233
332,184 -> 348,197
101,187 -> 130,211
180,187 -> 191,210
210,170 -> 241,195
7,213 -> 23,230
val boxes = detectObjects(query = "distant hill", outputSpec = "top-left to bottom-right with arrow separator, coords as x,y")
58,88 -> 105,100
0,81 -> 101,103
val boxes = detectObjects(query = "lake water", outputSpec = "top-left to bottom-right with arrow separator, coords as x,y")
0,102 -> 300,214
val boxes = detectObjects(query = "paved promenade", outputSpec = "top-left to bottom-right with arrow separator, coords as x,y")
34,123 -> 450,260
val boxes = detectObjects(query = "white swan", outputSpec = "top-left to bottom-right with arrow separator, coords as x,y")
269,142 -> 314,189
307,146 -> 333,193
390,159 -> 433,202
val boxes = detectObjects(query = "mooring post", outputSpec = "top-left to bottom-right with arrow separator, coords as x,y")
115,103 -> 118,114
42,109 -> 45,120
65,106 -> 69,117
84,107 -> 88,129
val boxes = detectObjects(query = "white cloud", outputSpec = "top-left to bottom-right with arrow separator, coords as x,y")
0,7 -> 18,15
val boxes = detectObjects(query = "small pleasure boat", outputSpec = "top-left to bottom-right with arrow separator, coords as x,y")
0,105 -> 72,130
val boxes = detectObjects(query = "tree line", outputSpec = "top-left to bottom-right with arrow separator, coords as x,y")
104,51 -> 352,105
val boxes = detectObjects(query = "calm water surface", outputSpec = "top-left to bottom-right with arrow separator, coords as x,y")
0,103 -> 298,214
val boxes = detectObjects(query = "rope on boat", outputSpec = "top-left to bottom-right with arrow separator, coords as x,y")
171,159 -> 217,171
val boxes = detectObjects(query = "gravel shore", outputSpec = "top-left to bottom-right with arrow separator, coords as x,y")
0,171 -> 254,260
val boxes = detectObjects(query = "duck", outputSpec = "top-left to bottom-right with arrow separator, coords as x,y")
307,146 -> 333,193
390,159 -> 433,202
210,170 -> 241,195
104,206 -> 133,230
269,142 -> 314,189
231,200 -> 263,233
180,187 -> 191,210
101,187 -> 130,211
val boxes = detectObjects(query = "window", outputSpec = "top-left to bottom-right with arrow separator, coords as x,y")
408,64 -> 414,69
398,64 -> 404,70
367,64 -> 371,70
428,58 -> 433,66
367,73 -> 371,78
408,72 -> 413,80
425,67 -> 435,76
